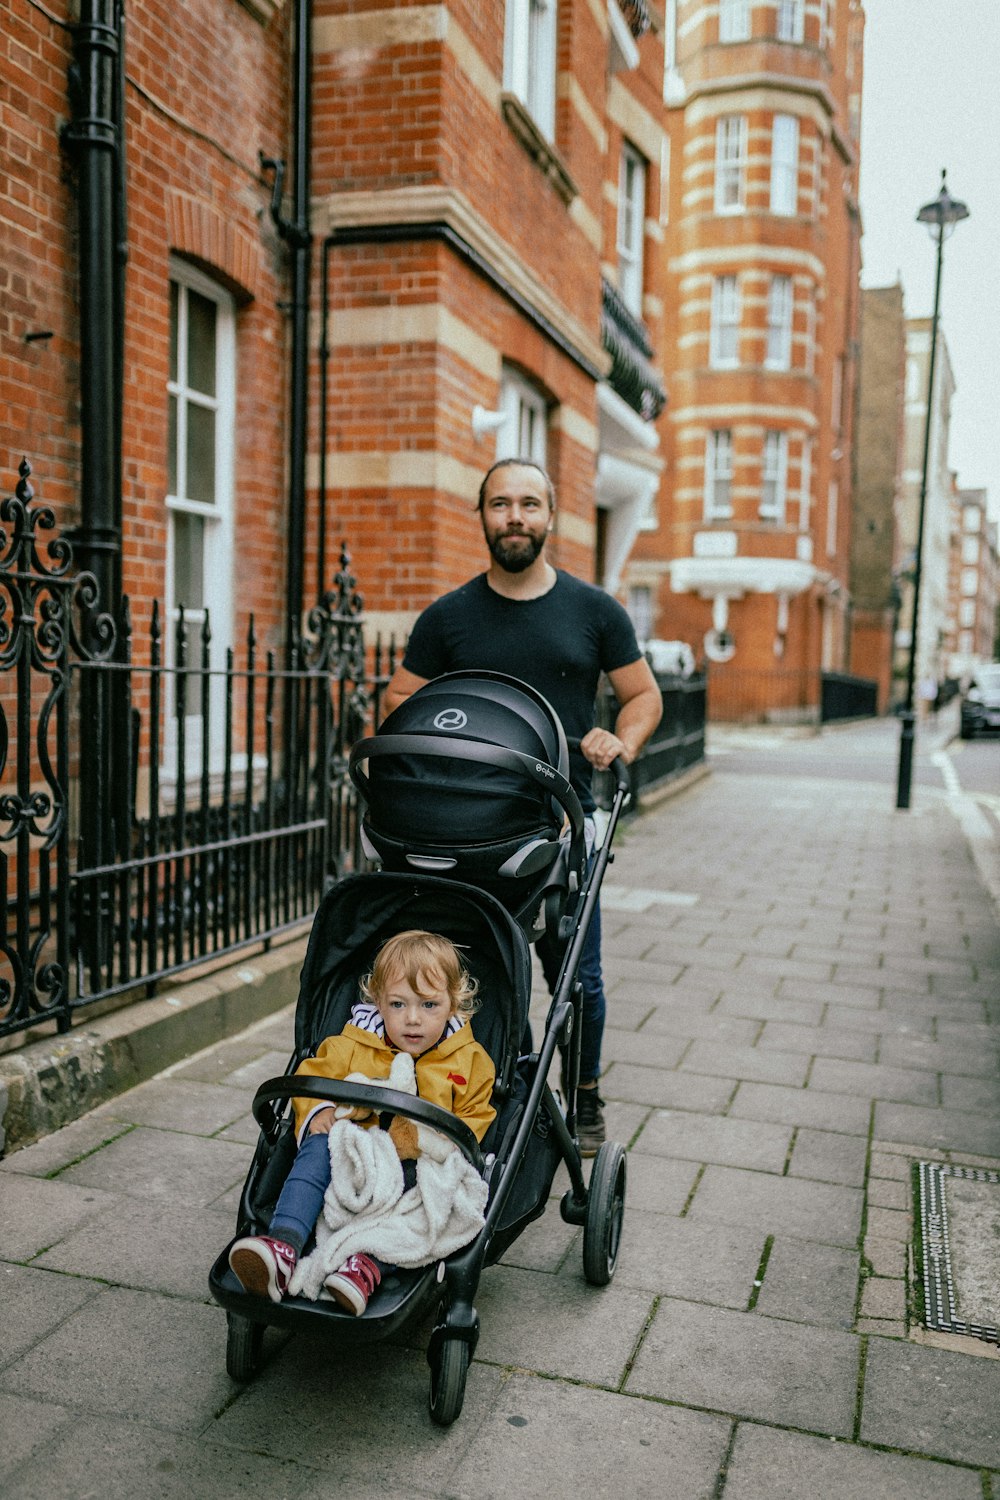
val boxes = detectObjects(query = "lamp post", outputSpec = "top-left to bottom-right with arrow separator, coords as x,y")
895,172 -> 969,810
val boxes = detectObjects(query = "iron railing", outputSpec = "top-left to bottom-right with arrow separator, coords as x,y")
706,665 -> 878,725
594,672 -> 706,809
0,460 -> 397,1041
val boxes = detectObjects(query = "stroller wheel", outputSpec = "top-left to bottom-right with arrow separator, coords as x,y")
428,1332 -> 470,1427
226,1311 -> 265,1382
582,1141 -> 627,1286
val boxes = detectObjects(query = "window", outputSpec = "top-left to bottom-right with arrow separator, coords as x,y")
664,0 -> 677,72
618,144 -> 646,316
715,115 -> 746,213
719,0 -> 749,42
959,599 -> 976,628
504,0 -> 557,140
760,432 -> 788,521
799,437 -> 812,530
776,0 -> 804,42
961,535 -> 979,565
710,275 -> 741,366
826,477 -> 838,557
831,355 -> 844,431
166,260 -> 235,765
960,568 -> 978,596
704,430 -> 733,519
964,507 -> 981,533
766,275 -> 793,368
497,365 -> 548,464
770,114 -> 799,215
627,584 -> 653,644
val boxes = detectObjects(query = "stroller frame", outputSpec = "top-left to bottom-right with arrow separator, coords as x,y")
208,682 -> 631,1426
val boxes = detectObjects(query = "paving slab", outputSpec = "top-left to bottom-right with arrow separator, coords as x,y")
473,1263 -> 653,1384
808,1057 -> 940,1106
721,1422 -> 986,1500
681,1042 -> 809,1088
592,1207 -> 766,1308
757,1020 -> 878,1063
449,1372 -> 732,1500
0,1288 -> 233,1433
873,1102 -> 1000,1159
3,1414 -> 315,1500
787,1127 -> 869,1186
0,1395 -> 74,1487
55,1123 -> 252,1207
860,1337 -> 1000,1467
91,1075 -> 253,1133
687,1165 -> 864,1247
728,1081 -> 871,1135
0,1172 -> 117,1260
627,1299 -> 859,1435
715,992 -> 824,1026
0,1114 -> 132,1177
878,1035 -> 1000,1077
0,1264 -> 104,1368
617,1152 -> 700,1214
604,1063 -> 737,1115
752,1234 -> 859,1329
638,1010 -> 762,1046
632,1110 -> 792,1173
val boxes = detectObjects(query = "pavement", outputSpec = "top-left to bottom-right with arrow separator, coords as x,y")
2,707 -> 999,1499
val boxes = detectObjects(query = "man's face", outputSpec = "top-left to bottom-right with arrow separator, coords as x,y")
480,465 -> 553,573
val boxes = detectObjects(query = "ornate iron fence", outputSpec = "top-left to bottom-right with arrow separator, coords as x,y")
1,461 -> 394,1041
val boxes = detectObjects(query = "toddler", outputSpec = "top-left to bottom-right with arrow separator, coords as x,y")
229,929 -> 495,1314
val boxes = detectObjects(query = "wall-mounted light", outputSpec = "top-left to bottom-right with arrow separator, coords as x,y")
471,405 -> 507,442
24,331 -> 55,344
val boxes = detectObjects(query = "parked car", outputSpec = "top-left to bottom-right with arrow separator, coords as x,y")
959,663 -> 1000,739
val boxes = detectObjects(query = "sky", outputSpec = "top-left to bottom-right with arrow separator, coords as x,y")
858,0 -> 1000,521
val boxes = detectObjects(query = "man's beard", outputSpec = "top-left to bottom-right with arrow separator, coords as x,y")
487,529 -> 546,573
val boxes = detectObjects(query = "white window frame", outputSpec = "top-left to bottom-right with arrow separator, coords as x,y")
618,143 -> 647,316
776,0 -> 804,42
826,477 -> 839,557
719,0 -> 750,42
710,275 -> 741,367
770,113 -> 799,216
704,430 -> 734,520
715,115 -> 746,214
627,584 -> 653,645
766,275 -> 793,369
760,431 -> 788,521
496,364 -> 548,464
504,0 -> 557,141
960,567 -> 978,597
166,259 -> 236,772
959,599 -> 976,628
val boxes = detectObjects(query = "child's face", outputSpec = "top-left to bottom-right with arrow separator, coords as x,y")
376,969 -> 455,1056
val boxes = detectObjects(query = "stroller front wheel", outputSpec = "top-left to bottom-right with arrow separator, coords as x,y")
226,1311 -> 265,1382
428,1333 -> 470,1427
582,1141 -> 627,1286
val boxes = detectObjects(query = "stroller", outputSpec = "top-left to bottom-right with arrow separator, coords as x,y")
208,671 -> 632,1425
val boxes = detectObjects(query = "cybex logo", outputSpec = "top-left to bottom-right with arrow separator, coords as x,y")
433,708 -> 468,731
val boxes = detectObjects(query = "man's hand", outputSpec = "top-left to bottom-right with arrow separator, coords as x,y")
580,727 -> 631,769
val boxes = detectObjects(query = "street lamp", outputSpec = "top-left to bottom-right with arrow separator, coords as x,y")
895,172 -> 969,810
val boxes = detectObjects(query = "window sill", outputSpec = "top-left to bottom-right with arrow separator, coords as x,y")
234,0 -> 281,26
501,93 -> 578,206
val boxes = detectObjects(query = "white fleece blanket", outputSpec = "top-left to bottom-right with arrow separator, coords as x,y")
288,1071 -> 488,1302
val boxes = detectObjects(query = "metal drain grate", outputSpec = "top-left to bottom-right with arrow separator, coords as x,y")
918,1162 -> 1000,1345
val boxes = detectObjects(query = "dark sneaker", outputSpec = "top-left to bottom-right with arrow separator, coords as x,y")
325,1252 -> 382,1316
229,1235 -> 297,1303
576,1087 -> 606,1158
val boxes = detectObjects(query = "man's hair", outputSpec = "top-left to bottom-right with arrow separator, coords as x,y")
360,929 -> 480,1017
477,457 -> 555,513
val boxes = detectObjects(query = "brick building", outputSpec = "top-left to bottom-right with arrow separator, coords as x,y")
625,0 -> 865,720
946,488 -> 999,678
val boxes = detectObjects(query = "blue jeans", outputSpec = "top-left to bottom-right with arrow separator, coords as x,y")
538,874 -> 605,1085
270,1131 -> 331,1256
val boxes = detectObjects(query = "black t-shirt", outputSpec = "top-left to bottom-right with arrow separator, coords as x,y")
401,571 -> 642,810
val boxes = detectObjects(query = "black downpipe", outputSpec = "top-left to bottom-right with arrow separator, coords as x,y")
66,0 -> 124,622
263,0 -> 313,660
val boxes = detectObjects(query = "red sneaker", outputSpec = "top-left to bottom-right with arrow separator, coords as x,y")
229,1235 -> 297,1303
324,1253 -> 382,1315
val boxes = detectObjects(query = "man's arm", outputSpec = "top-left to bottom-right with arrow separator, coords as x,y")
382,664 -> 431,718
579,657 -> 662,770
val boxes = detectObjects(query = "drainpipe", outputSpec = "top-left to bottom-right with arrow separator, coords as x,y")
262,0 -> 313,662
66,0 -> 124,626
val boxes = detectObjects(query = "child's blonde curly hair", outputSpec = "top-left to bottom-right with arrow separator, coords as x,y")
359,929 -> 480,1018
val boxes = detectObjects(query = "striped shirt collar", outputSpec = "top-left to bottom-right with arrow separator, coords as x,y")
349,999 -> 463,1043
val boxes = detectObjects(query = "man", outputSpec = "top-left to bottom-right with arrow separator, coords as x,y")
383,457 -> 662,1152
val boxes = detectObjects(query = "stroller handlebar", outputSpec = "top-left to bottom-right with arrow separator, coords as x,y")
565,737 -> 631,799
251,1075 -> 485,1171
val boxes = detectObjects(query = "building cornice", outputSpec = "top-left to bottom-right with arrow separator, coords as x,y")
318,185 -> 610,381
